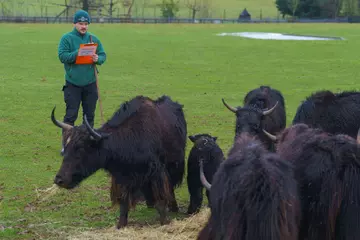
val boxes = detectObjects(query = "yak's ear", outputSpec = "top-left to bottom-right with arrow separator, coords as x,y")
188,135 -> 196,142
212,137 -> 218,142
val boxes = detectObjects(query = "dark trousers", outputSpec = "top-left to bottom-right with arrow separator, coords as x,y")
62,81 -> 98,128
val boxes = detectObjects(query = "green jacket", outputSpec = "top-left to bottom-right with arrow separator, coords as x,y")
58,28 -> 106,86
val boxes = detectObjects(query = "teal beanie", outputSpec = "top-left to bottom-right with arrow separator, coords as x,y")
73,10 -> 91,24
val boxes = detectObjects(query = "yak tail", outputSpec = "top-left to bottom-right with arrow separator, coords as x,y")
151,169 -> 172,205
199,159 -> 212,190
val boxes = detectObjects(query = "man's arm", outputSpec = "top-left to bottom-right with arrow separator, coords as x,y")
58,36 -> 78,64
95,39 -> 106,65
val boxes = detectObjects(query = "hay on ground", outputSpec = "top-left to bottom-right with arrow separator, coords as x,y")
67,208 -> 210,240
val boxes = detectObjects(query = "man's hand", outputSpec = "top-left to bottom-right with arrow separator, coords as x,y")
92,54 -> 98,63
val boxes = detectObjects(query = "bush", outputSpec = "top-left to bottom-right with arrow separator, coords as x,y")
160,0 -> 179,19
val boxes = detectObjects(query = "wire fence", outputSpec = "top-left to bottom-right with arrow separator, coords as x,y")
0,1 -> 308,20
0,15 -> 353,24
0,1 -> 359,24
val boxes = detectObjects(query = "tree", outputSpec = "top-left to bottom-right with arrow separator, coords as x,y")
186,0 -> 201,19
276,0 -> 322,18
287,0 -> 299,17
82,0 -> 89,12
0,0 -> 11,16
276,0 -> 346,18
122,0 -> 136,17
160,0 -> 179,18
318,0 -> 343,17
199,0 -> 212,18
342,0 -> 357,15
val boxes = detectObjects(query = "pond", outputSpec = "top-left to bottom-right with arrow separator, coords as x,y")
217,32 -> 345,41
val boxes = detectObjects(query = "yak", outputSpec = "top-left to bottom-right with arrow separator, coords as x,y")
186,133 -> 224,215
292,90 -> 360,139
197,132 -> 300,240
266,123 -> 360,240
222,85 -> 286,151
51,95 -> 187,229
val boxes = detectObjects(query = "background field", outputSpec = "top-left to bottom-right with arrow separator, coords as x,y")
3,0 -> 280,19
1,23 -> 360,239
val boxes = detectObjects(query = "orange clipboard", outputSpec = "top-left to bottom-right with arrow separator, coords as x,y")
75,43 -> 98,64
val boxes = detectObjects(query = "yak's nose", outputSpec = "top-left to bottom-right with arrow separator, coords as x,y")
54,175 -> 64,186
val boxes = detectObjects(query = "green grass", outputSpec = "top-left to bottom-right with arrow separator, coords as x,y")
1,22 -> 360,239
5,0 -> 279,19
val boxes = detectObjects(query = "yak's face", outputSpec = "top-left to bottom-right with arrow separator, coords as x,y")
51,106 -> 110,189
54,126 -> 103,189
189,134 -> 218,151
235,108 -> 264,136
221,98 -> 279,139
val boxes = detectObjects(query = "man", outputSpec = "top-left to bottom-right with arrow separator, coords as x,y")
58,9 -> 106,154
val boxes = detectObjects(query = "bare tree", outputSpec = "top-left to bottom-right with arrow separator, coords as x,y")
199,0 -> 211,18
51,0 -> 74,21
122,0 -> 136,17
103,0 -> 122,18
39,0 -> 46,17
186,0 -> 201,20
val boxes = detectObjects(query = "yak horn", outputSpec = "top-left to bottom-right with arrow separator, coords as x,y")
263,129 -> 277,141
357,128 -> 360,144
199,159 -> 212,190
262,101 -> 278,116
84,115 -> 103,140
222,98 -> 237,113
51,106 -> 73,130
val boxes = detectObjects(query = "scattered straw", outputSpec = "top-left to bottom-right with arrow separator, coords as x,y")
35,184 -> 60,202
67,208 -> 210,240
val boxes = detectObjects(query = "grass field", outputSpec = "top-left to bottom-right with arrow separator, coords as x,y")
1,22 -> 360,239
6,0 -> 279,19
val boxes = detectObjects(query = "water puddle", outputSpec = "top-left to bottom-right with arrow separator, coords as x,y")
217,32 -> 344,41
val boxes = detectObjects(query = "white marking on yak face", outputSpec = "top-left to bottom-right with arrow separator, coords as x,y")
65,136 -> 72,146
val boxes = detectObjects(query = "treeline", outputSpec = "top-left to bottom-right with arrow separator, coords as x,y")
276,0 -> 359,18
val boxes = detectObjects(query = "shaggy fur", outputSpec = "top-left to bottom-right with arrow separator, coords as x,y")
53,95 -> 187,229
292,90 -> 360,139
198,133 -> 300,240
223,85 -> 286,151
186,133 -> 224,214
276,124 -> 360,240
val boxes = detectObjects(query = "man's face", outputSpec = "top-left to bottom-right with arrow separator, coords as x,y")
74,22 -> 88,35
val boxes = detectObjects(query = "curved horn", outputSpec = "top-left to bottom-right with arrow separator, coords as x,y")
84,115 -> 103,140
263,129 -> 278,142
199,159 -> 212,190
357,128 -> 360,144
222,98 -> 237,113
51,106 -> 73,130
262,101 -> 279,116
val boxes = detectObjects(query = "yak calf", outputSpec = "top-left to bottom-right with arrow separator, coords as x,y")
187,133 -> 224,214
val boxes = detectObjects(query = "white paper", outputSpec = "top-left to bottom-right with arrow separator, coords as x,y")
78,46 -> 97,56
